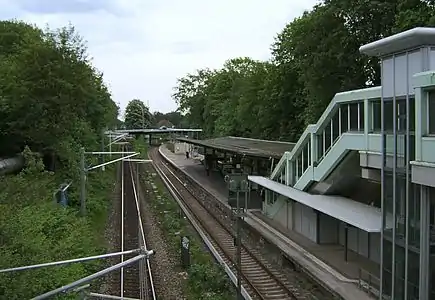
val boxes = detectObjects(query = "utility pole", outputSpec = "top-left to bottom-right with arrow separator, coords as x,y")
236,189 -> 242,300
226,173 -> 249,300
80,147 -> 86,216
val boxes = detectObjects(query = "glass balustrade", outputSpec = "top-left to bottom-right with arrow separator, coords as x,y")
272,92 -> 383,188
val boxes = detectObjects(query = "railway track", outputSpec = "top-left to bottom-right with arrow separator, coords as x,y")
110,144 -> 156,300
149,147 -> 321,300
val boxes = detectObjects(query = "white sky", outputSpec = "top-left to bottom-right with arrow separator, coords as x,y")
0,0 -> 319,116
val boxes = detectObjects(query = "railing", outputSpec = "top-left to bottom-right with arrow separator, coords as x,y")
358,268 -> 380,298
271,86 -> 382,188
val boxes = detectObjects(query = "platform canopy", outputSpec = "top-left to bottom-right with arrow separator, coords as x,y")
176,136 -> 295,159
249,176 -> 392,232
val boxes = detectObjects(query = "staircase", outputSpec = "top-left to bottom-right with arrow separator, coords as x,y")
271,86 -> 382,190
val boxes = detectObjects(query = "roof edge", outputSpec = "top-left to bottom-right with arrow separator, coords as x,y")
359,27 -> 435,57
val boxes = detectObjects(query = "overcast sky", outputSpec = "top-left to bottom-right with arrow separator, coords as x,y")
1,0 -> 318,116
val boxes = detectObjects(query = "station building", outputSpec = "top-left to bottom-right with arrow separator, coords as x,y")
157,27 -> 435,300
247,27 -> 435,300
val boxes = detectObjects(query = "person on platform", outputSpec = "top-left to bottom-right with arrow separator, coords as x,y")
206,163 -> 210,176
185,151 -> 189,159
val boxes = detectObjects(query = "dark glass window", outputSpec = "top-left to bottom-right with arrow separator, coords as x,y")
429,91 -> 435,134
384,100 -> 394,132
372,101 -> 381,131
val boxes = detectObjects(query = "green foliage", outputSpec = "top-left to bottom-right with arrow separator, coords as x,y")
152,111 -> 187,128
124,99 -> 152,129
173,1 -> 435,140
131,135 -> 148,159
0,20 -> 119,164
0,19 -> 119,298
0,151 -> 115,299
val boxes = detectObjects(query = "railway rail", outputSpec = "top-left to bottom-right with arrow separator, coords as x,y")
149,147 -> 325,300
112,144 -> 156,300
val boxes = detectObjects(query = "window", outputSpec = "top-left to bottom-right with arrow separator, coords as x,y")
384,100 -> 394,132
428,91 -> 435,134
372,101 -> 381,131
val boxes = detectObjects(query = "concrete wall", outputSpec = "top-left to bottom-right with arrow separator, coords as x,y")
338,222 -> 380,264
293,202 -> 317,243
318,213 -> 339,244
273,199 -> 293,230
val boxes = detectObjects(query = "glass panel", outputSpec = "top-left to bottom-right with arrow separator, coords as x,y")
332,112 -> 340,142
409,97 -> 415,132
349,103 -> 359,131
429,91 -> 435,134
372,101 -> 381,131
291,161 -> 296,185
407,249 -> 420,299
340,104 -> 349,133
359,102 -> 365,131
395,176 -> 406,240
384,100 -> 394,132
297,157 -> 302,180
384,171 -> 394,237
304,142 -> 310,171
430,187 -> 435,300
408,184 -> 421,249
317,133 -> 324,159
397,99 -> 406,133
394,244 -> 405,300
382,238 -> 393,297
324,124 -> 331,153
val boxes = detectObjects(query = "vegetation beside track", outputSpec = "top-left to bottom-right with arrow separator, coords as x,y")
0,20 -> 119,299
0,147 -> 116,299
134,142 -> 234,299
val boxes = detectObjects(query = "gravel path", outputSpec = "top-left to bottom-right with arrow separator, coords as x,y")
138,164 -> 185,300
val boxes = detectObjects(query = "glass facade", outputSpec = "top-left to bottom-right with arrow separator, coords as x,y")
380,56 -> 419,298
429,187 -> 435,299
381,88 -> 434,299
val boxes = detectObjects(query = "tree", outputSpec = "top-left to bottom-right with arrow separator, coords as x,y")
0,20 -> 119,299
172,0 -> 435,141
124,99 -> 151,129
0,21 -> 119,170
152,111 -> 185,128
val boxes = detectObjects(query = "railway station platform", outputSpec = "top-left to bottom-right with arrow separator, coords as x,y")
159,145 -> 374,300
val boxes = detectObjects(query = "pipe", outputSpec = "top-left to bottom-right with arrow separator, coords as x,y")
0,155 -> 24,176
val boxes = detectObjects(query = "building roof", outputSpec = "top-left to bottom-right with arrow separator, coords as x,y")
359,27 -> 435,57
177,136 -> 295,159
248,175 -> 393,232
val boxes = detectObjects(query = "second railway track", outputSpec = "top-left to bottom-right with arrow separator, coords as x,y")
149,147 -> 324,300
116,144 -> 156,300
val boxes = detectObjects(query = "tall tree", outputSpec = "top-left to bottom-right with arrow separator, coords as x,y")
0,21 -> 118,169
124,99 -> 151,129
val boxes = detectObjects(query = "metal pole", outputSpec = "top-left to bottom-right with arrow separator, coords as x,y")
142,106 -> 145,129
86,153 -> 139,171
80,147 -> 86,216
0,249 -> 141,273
101,129 -> 105,171
136,163 -> 139,201
31,254 -> 146,300
85,152 -> 136,155
236,190 -> 242,300
109,134 -> 112,159
344,225 -> 348,262
121,148 -> 125,299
